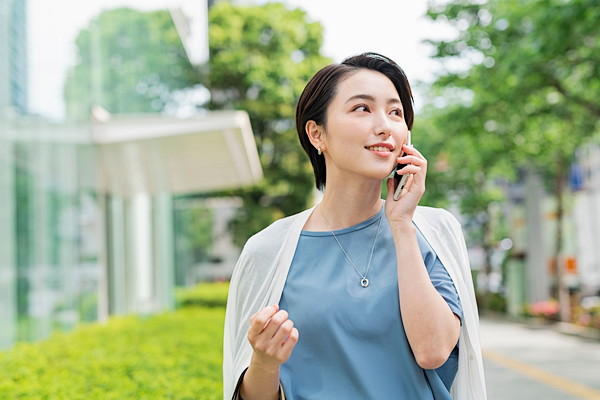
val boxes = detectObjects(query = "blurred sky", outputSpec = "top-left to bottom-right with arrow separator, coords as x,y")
285,0 -> 454,79
28,0 -> 455,120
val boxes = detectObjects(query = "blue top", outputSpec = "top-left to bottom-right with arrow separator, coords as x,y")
279,207 -> 462,399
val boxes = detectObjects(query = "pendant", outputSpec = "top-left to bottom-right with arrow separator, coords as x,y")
360,277 -> 369,288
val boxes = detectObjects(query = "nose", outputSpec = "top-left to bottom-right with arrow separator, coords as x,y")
374,111 -> 392,137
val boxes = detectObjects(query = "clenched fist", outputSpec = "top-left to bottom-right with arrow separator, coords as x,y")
247,304 -> 299,369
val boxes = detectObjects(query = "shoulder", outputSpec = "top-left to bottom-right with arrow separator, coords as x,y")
241,208 -> 312,260
231,208 -> 312,296
245,211 -> 303,248
415,205 -> 462,232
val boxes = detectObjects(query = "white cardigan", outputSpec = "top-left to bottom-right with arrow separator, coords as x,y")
223,205 -> 487,399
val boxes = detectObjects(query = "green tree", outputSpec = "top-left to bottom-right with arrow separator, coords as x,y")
414,100 -> 509,298
207,2 -> 330,245
173,200 -> 214,286
425,0 -> 600,313
64,7 -> 198,119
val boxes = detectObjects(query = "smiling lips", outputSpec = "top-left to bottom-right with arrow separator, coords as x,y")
366,145 -> 392,152
365,143 -> 395,156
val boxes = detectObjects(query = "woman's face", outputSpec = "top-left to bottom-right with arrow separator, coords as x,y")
321,68 -> 409,184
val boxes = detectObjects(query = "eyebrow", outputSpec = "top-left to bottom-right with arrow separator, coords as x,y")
344,94 -> 402,105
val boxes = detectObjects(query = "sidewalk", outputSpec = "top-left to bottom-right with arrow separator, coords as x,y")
481,311 -> 600,342
480,314 -> 600,400
555,321 -> 600,341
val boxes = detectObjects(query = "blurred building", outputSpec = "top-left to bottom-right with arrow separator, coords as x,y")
0,0 -> 28,115
502,159 -> 600,320
571,146 -> 600,295
0,0 -> 262,349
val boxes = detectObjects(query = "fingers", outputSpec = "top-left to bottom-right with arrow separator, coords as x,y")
394,163 -> 422,175
397,143 -> 426,168
386,176 -> 395,201
262,309 -> 290,339
247,305 -> 299,366
248,304 -> 279,337
273,319 -> 295,343
281,327 -> 299,355
395,144 -> 427,182
402,142 -> 423,156
387,144 -> 427,207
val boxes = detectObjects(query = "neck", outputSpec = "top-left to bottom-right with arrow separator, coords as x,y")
318,179 -> 383,230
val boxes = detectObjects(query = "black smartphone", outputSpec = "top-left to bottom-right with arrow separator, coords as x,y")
393,130 -> 411,201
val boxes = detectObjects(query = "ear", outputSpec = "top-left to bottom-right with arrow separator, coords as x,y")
305,120 -> 326,152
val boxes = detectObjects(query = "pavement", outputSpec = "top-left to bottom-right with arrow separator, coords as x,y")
480,315 -> 600,400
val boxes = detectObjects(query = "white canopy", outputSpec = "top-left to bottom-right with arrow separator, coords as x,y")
92,110 -> 263,196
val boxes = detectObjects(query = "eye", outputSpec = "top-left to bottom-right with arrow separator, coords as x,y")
352,104 -> 370,112
390,108 -> 403,117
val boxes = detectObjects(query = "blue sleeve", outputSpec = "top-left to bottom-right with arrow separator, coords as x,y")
415,228 -> 462,390
416,230 -> 463,321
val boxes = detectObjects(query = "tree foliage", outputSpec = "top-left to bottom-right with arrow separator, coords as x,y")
425,0 -> 600,194
207,2 -> 330,245
423,0 -> 600,297
64,8 -> 198,120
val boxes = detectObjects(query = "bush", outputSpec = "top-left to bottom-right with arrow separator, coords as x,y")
0,286 -> 228,399
477,291 -> 507,314
175,281 -> 230,309
576,299 -> 600,329
525,299 -> 560,321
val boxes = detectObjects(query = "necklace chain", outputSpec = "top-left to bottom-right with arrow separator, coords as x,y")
319,204 -> 383,288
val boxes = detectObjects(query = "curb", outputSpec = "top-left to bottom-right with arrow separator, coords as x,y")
481,311 -> 600,342
555,322 -> 600,341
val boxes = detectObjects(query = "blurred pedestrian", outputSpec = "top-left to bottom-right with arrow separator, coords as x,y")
223,52 -> 486,400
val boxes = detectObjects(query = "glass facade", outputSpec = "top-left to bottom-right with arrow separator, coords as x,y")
2,2 -> 86,344
0,122 -> 16,347
0,118 -> 184,349
0,0 -> 261,349
0,119 -> 100,347
0,0 -> 28,115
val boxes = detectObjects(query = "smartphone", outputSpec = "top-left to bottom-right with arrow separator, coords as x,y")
393,130 -> 411,201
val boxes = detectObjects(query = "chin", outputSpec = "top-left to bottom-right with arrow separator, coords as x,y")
369,169 -> 395,182
379,165 -> 396,180
352,161 -> 395,182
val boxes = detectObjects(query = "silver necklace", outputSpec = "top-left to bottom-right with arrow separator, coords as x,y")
319,204 -> 383,288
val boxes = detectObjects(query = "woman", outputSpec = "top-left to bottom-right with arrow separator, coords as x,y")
223,52 -> 486,399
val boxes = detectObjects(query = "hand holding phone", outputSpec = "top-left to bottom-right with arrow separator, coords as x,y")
393,130 -> 411,201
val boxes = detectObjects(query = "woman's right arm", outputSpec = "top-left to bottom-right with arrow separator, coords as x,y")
239,305 -> 299,400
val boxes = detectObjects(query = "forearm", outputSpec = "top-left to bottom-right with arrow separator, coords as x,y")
241,305 -> 298,400
239,357 -> 281,400
392,223 -> 460,369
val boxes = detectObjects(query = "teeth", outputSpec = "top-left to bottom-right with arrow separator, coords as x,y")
367,146 -> 391,152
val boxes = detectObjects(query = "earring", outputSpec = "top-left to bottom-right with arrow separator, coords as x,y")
317,147 -> 322,156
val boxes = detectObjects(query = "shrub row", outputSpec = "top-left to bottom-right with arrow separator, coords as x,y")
175,281 -> 230,309
0,283 -> 230,400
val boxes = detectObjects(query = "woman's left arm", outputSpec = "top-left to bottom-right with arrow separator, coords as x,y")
385,143 -> 460,370
392,222 -> 461,369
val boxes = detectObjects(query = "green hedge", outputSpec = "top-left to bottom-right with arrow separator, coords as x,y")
175,281 -> 230,309
0,284 -> 230,400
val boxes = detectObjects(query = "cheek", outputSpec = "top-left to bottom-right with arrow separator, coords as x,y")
394,124 -> 409,141
323,120 -> 357,148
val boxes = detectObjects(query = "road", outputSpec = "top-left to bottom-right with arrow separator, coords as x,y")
480,316 -> 600,400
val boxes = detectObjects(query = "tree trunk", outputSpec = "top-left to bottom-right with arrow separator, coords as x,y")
554,155 -> 570,322
482,212 -> 493,292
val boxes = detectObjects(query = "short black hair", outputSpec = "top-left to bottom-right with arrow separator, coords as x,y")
296,52 -> 414,190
